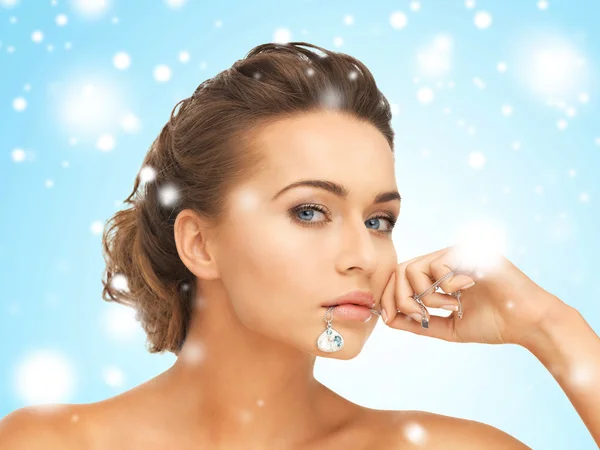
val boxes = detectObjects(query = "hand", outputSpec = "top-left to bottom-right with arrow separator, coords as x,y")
379,245 -> 569,348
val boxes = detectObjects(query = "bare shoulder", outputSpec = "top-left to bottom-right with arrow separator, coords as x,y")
0,404 -> 89,450
367,409 -> 532,449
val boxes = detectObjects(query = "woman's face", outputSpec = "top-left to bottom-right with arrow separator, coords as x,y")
210,110 -> 400,359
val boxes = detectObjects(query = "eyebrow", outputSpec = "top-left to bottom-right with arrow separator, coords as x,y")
271,179 -> 401,205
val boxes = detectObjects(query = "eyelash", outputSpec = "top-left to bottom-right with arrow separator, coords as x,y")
288,203 -> 398,236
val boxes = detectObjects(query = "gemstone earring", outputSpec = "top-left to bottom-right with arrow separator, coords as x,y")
316,306 -> 344,352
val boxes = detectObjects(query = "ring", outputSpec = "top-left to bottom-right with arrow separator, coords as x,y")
411,270 -> 464,328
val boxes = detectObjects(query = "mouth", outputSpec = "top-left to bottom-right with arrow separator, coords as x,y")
325,303 -> 378,322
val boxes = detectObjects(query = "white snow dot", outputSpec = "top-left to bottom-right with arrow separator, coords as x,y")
113,51 -> 131,70
179,340 -> 206,365
0,0 -> 20,8
416,87 -> 434,104
164,0 -> 187,7
178,50 -> 190,63
158,183 -> 180,207
473,77 -> 486,89
273,27 -> 292,44
110,273 -> 129,292
102,304 -> 143,341
13,97 -> 27,111
121,112 -> 141,133
535,185 -> 544,195
102,366 -> 125,387
153,64 -> 172,82
55,14 -> 68,26
501,104 -> 513,116
410,1 -> 421,11
578,93 -> 589,103
404,421 -> 427,445
45,179 -> 54,188
513,141 -> 522,151
469,151 -> 486,169
139,165 -> 156,183
390,11 -> 408,29
90,221 -> 104,235
344,14 -> 354,25
31,30 -> 44,43
214,19 -> 222,27
96,133 -> 115,151
474,11 -> 492,29
568,169 -> 576,177
579,192 -> 589,202
565,107 -> 576,117
14,350 -> 76,405
11,148 -> 26,162
497,61 -> 508,72
72,0 -> 108,17
557,119 -> 568,130
537,0 -> 549,10
333,36 -> 344,47
465,0 -> 475,8
595,137 -> 600,146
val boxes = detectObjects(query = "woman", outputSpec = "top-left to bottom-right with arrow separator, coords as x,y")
1,41 -> 598,449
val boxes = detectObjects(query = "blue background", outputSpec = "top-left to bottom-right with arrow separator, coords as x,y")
1,0 -> 598,448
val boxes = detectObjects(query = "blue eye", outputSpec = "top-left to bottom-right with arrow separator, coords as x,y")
288,203 -> 397,235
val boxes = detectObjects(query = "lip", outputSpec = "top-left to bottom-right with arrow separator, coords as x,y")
323,290 -> 375,308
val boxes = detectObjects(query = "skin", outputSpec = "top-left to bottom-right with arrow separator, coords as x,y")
8,109 -> 598,449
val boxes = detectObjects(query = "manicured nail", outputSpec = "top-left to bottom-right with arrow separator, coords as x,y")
363,314 -> 372,322
459,281 -> 475,290
409,313 -> 423,323
382,309 -> 388,324
441,305 -> 458,311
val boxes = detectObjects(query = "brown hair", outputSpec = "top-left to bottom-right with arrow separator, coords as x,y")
100,41 -> 395,355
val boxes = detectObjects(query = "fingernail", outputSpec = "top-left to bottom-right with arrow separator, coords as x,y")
409,313 -> 422,323
459,281 -> 475,290
441,305 -> 458,311
363,314 -> 372,322
382,309 -> 388,324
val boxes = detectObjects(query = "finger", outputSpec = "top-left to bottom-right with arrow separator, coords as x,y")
430,248 -> 477,294
379,270 -> 397,324
405,260 -> 464,310
386,310 -> 457,341
395,263 -> 431,325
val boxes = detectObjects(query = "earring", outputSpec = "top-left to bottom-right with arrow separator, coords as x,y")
316,306 -> 344,352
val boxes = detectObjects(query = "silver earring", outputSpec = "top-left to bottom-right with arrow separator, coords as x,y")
316,306 -> 344,352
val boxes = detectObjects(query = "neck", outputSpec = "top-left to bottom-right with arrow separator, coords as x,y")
158,281 -> 343,446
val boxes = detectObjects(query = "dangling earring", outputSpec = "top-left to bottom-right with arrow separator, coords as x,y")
316,306 -> 344,352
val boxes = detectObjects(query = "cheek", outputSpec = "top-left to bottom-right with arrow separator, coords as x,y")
216,220 -> 314,325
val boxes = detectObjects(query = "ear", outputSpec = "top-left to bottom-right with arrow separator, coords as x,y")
173,209 -> 221,281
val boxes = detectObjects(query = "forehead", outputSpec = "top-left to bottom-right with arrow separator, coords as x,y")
252,111 -> 394,181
